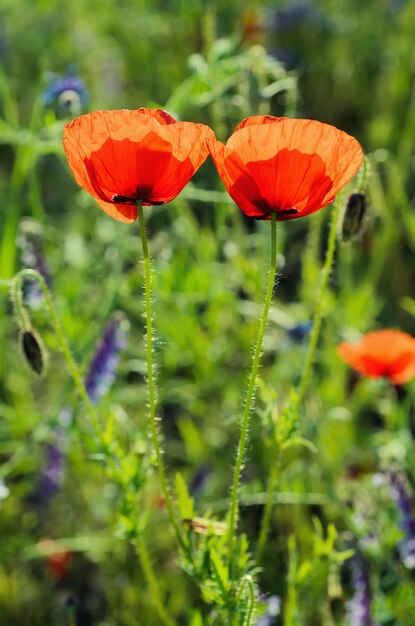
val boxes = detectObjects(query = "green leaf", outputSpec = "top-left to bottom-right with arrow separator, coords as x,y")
190,611 -> 203,626
280,436 -> 318,454
175,472 -> 194,519
400,296 -> 415,318
332,548 -> 355,564
210,548 -> 229,595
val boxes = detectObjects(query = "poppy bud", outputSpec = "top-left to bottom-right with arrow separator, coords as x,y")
20,329 -> 46,375
340,192 -> 367,243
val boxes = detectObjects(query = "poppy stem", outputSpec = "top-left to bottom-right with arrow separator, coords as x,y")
10,269 -> 101,436
255,198 -> 341,566
227,214 -> 278,576
297,195 -> 341,407
137,205 -> 186,552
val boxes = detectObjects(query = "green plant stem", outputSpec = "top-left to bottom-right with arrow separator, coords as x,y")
227,214 -> 277,573
296,197 -> 341,407
11,269 -> 101,436
137,206 -> 185,552
133,536 -> 174,626
255,457 -> 280,563
254,198 -> 340,565
11,270 -> 170,623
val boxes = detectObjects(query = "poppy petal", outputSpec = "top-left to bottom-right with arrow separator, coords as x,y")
136,107 -> 177,125
63,109 -> 214,221
338,330 -> 415,384
209,116 -> 363,220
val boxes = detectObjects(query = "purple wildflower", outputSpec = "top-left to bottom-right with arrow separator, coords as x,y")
29,426 -> 67,508
389,470 -> 415,568
43,67 -> 89,117
85,314 -> 129,404
38,440 -> 65,501
347,555 -> 378,626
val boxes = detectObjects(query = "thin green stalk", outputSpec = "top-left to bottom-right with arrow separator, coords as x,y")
255,458 -> 280,563
254,198 -> 340,564
12,269 -> 170,621
137,206 -> 185,552
11,269 -> 101,436
227,215 -> 277,573
296,197 -> 341,407
133,536 -> 174,626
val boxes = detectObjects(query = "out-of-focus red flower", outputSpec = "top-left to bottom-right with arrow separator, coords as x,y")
208,116 -> 364,220
63,108 -> 213,223
38,538 -> 72,581
338,330 -> 415,385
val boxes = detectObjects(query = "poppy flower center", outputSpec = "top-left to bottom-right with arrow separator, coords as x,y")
112,194 -> 163,206
227,148 -> 334,220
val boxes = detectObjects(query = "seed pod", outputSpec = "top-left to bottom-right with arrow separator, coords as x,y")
340,192 -> 367,243
21,329 -> 46,375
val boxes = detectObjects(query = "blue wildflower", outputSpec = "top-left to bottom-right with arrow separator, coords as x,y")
286,321 -> 313,342
43,67 -> 89,117
38,439 -> 65,502
347,555 -> 379,626
85,314 -> 129,404
29,426 -> 67,508
389,470 -> 415,569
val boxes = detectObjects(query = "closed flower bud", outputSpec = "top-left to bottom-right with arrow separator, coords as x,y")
340,192 -> 367,243
20,329 -> 46,375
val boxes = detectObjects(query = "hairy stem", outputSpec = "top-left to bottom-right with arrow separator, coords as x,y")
297,196 -> 341,407
255,199 -> 341,562
11,269 -> 101,436
137,206 -> 185,551
228,215 -> 277,573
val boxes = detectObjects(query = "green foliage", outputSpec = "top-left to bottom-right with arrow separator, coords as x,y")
2,0 -> 415,624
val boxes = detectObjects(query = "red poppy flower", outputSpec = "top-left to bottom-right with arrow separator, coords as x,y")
337,330 -> 415,384
208,116 -> 364,220
38,538 -> 72,581
63,108 -> 214,223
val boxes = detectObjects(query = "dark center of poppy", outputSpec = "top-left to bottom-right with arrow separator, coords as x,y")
277,208 -> 299,215
112,194 -> 163,206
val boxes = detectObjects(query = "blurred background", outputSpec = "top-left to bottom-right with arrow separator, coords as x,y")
1,0 -> 415,624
